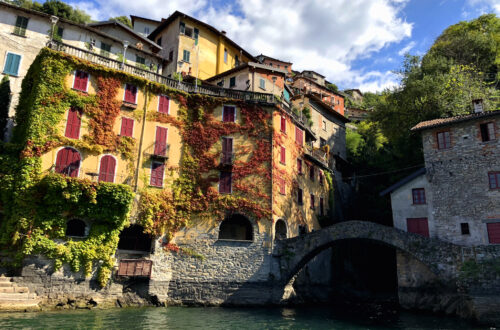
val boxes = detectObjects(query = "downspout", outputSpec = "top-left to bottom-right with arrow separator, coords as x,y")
134,87 -> 149,192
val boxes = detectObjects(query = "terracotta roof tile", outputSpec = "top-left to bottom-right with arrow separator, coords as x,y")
411,110 -> 500,131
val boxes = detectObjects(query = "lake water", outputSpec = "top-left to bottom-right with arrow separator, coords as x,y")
0,306 -> 485,329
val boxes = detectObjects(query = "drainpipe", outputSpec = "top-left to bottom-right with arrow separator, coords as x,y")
134,88 -> 149,192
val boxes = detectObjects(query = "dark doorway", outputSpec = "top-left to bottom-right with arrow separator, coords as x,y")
118,225 -> 152,252
275,219 -> 287,240
66,219 -> 86,237
219,214 -> 253,241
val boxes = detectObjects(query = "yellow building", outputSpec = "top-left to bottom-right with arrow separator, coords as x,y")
148,11 -> 254,80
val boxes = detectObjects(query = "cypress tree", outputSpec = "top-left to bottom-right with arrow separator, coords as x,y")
0,75 -> 11,140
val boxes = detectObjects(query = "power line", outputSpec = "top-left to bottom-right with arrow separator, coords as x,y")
345,164 -> 424,180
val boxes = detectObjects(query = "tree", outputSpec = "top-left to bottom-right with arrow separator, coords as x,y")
110,16 -> 132,29
326,83 -> 338,93
0,76 -> 11,140
8,0 -> 92,24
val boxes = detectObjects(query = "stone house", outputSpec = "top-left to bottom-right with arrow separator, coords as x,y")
345,107 -> 369,122
255,54 -> 293,77
292,72 -> 345,115
130,15 -> 161,37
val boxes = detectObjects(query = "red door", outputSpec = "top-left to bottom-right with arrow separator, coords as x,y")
99,155 -> 116,182
222,137 -> 233,164
154,127 -> 168,156
487,223 -> 500,244
407,218 -> 429,237
55,147 -> 81,177
65,108 -> 81,139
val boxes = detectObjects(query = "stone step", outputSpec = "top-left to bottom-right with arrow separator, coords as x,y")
0,277 -> 12,283
0,292 -> 36,300
0,282 -> 14,287
0,286 -> 29,293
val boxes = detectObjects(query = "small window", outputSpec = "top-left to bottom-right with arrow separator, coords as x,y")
278,176 -> 285,195
219,214 -> 253,241
194,28 -> 199,42
136,56 -> 146,66
437,131 -> 451,149
124,84 -> 137,104
295,127 -> 303,145
489,172 -> 500,189
157,37 -> 162,46
222,106 -> 236,122
235,55 -> 239,67
73,70 -> 89,92
150,161 -> 165,187
297,158 -> 303,174
280,146 -> 286,164
144,27 -> 150,34
259,78 -> 265,89
3,52 -> 21,76
280,115 -> 286,133
183,50 -> 190,62
229,76 -> 236,87
310,194 -> 315,209
158,95 -> 170,114
219,171 -> 232,194
285,65 -> 288,70
309,165 -> 315,181
100,42 -> 111,57
65,108 -> 82,139
168,50 -> 173,61
460,223 -> 470,235
319,171 -> 324,186
120,117 -> 134,137
412,188 -> 426,204
66,219 -> 86,237
224,48 -> 228,63
322,119 -> 327,131
179,21 -> 185,34
480,122 -> 495,142
154,126 -> 168,156
297,188 -> 303,205
99,155 -> 116,183
13,16 -> 29,36
184,26 -> 193,38
56,26 -> 64,39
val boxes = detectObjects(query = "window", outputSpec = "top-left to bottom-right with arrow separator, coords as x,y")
13,16 -> 29,36
221,137 -> 233,164
480,122 -> 495,142
487,223 -> 500,244
235,55 -> 239,67
295,127 -> 303,145
194,28 -> 199,45
73,70 -> 89,92
280,115 -> 286,133
229,76 -> 236,88
56,26 -> 64,39
460,223 -> 470,235
319,171 -> 324,186
144,27 -> 150,35
489,172 -> 500,189
278,176 -> 285,195
136,56 -> 146,66
285,65 -> 288,70
297,158 -> 303,174
322,119 -> 327,131
437,131 -> 451,149
275,219 -> 287,240
412,188 -> 426,204
3,52 -> 21,76
218,214 -> 253,241
406,218 -> 429,237
222,106 -> 236,122
100,42 -> 111,57
55,147 -> 80,177
183,50 -> 190,62
184,26 -> 193,38
154,126 -> 168,156
310,194 -> 315,209
320,197 -> 324,216
158,95 -> 170,114
124,84 -> 137,104
259,78 -> 265,89
150,161 -> 165,187
120,117 -> 134,137
168,50 -> 173,61
179,21 -> 185,34
224,48 -> 228,63
309,165 -> 315,181
65,108 -> 82,139
66,219 -> 86,237
157,37 -> 162,46
280,146 -> 286,164
118,225 -> 152,252
297,188 -> 303,205
320,138 -> 326,148
219,171 -> 232,193
99,155 -> 116,183
217,80 -> 224,87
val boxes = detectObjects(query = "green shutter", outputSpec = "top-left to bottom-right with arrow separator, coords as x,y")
180,22 -> 185,34
3,53 -> 21,76
100,42 -> 111,57
194,28 -> 199,45
183,50 -> 190,62
14,16 -> 28,36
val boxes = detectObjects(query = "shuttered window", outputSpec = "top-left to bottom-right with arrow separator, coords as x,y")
219,171 -> 232,194
412,188 -> 426,204
183,50 -> 190,62
280,146 -> 286,164
98,155 -> 116,183
407,218 -> 429,237
278,176 -> 285,195
73,70 -> 89,91
487,223 -> 500,244
480,122 -> 496,142
3,53 -> 21,76
437,131 -> 451,149
221,137 -> 233,164
297,158 -> 303,174
13,16 -> 29,36
309,165 -> 315,181
310,194 -> 315,209
100,42 -> 111,57
295,126 -> 303,145
64,108 -> 82,139
489,172 -> 500,189
222,106 -> 236,122
120,117 -> 134,137
154,127 -> 168,156
158,95 -> 170,114
55,147 -> 80,177
297,188 -> 303,205
150,161 -> 165,187
124,84 -> 137,104
280,116 -> 286,133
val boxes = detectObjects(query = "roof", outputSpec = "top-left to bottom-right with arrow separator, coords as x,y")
344,89 -> 363,96
88,20 -> 161,50
256,54 -> 292,65
308,94 -> 350,123
148,11 -> 255,60
293,75 -> 345,98
411,110 -> 500,132
205,62 -> 287,82
301,70 -> 325,78
0,2 -> 163,59
130,15 -> 161,26
379,168 -> 426,196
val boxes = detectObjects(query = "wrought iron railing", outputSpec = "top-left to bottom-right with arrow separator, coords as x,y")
220,152 -> 235,166
304,144 -> 328,167
143,143 -> 170,160
47,41 -> 276,104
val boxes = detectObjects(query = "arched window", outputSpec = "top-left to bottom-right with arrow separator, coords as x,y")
66,219 -> 86,237
118,225 -> 152,252
218,214 -> 253,241
99,155 -> 116,183
275,219 -> 287,240
55,147 -> 81,177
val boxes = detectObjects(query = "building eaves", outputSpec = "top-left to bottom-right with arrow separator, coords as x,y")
88,20 -> 161,50
379,168 -> 426,196
256,54 -> 293,65
130,15 -> 161,26
205,62 -> 287,82
411,110 -> 500,132
294,76 -> 345,98
301,70 -> 325,78
308,94 -> 350,123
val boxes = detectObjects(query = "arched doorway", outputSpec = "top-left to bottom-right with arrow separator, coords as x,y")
218,214 -> 253,241
118,225 -> 152,252
275,219 -> 287,240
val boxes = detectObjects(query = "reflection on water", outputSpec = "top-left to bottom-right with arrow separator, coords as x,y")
0,306 -> 485,330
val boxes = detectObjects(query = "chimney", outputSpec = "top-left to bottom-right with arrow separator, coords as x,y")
221,30 -> 226,35
472,99 -> 484,113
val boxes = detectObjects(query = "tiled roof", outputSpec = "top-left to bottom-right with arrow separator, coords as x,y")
411,110 -> 500,131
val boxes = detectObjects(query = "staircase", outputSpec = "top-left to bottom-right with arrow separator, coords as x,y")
0,276 -> 39,311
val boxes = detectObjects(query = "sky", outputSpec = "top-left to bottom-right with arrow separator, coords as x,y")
67,0 -> 500,93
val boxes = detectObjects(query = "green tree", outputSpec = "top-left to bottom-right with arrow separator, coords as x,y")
326,83 -> 338,93
0,76 -> 11,140
110,16 -> 132,28
8,0 -> 91,24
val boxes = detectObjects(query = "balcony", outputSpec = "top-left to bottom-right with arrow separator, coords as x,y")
144,143 -> 170,160
117,259 -> 152,278
304,144 -> 329,168
47,41 -> 276,104
220,152 -> 235,166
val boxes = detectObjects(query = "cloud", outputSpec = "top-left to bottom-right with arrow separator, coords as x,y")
397,41 -> 416,56
463,0 -> 500,17
72,0 -> 413,92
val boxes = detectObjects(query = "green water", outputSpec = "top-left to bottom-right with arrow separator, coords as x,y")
0,306 -> 484,329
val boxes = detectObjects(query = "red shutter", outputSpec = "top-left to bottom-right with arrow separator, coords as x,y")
407,218 -> 429,237
125,84 -> 137,104
222,137 -> 233,163
73,71 -> 89,91
487,223 -> 500,244
223,106 -> 235,122
65,108 -> 81,139
310,194 -> 315,209
154,127 -> 168,156
280,146 -> 286,164
150,161 -> 165,187
278,176 -> 285,195
55,147 -> 80,177
158,95 -> 169,114
297,159 -> 302,174
295,127 -> 303,145
219,172 -> 231,193
120,117 -> 134,137
99,155 -> 116,182
280,116 -> 286,133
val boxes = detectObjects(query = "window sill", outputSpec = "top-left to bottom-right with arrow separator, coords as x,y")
217,239 -> 253,243
180,60 -> 190,64
149,184 -> 164,189
72,88 -> 88,94
122,101 -> 138,109
2,72 -> 19,77
11,33 -> 27,38
280,162 -> 286,165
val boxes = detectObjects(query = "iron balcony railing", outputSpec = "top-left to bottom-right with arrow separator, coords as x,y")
47,41 -> 276,104
144,143 -> 170,160
304,144 -> 329,167
51,166 -> 133,185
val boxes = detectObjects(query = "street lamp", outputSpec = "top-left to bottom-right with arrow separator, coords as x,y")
50,15 -> 59,42
122,40 -> 129,69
